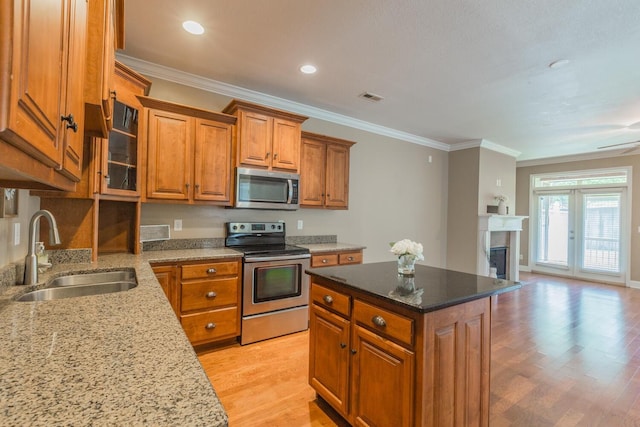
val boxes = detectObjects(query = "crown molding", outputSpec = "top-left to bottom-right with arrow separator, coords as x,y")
117,54 -> 451,151
516,148 -> 639,167
449,138 -> 521,158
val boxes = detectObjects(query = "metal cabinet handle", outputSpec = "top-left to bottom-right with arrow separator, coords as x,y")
340,342 -> 347,349
322,259 -> 328,264
110,90 -> 117,99
372,315 -> 387,327
351,349 -> 357,354
205,323 -> 216,330
323,295 -> 333,305
273,153 -> 278,159
347,256 -> 354,261
61,114 -> 78,132
206,268 -> 217,274
206,291 -> 217,299
265,152 -> 270,159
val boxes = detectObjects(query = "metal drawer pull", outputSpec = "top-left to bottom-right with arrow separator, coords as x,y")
206,291 -> 217,299
322,259 -> 328,263
205,323 -> 216,330
206,268 -> 217,274
323,295 -> 333,305
347,256 -> 354,261
372,315 -> 386,327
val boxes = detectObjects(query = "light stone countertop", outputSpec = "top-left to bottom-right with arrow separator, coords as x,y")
297,242 -> 366,253
0,248 -> 242,426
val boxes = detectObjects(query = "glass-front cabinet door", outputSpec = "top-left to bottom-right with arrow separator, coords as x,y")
100,100 -> 140,196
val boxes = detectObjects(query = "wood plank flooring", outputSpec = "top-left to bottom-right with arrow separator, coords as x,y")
198,273 -> 640,426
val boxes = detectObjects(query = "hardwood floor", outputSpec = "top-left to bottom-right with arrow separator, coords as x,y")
198,273 -> 640,426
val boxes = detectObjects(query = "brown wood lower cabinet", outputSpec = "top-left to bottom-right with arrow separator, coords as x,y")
309,278 -> 491,426
152,258 -> 241,347
311,249 -> 363,268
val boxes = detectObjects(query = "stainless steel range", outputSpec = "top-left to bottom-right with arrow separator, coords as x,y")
225,222 -> 311,345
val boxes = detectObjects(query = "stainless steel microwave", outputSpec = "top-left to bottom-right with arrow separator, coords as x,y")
235,167 -> 300,210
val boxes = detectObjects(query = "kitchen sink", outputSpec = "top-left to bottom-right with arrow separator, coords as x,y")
16,270 -> 137,302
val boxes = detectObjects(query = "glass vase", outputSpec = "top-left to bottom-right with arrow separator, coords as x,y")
397,254 -> 416,276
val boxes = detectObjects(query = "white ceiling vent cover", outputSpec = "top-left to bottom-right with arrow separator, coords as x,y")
359,92 -> 384,102
140,225 -> 171,242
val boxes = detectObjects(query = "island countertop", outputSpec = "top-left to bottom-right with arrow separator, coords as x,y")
306,261 -> 521,313
0,249 -> 242,426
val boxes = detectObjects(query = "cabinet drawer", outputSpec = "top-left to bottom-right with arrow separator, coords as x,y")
181,277 -> 238,312
311,254 -> 339,267
339,251 -> 362,265
311,283 -> 351,317
353,300 -> 414,347
180,307 -> 238,344
181,261 -> 239,280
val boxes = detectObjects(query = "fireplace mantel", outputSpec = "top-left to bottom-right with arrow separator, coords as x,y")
478,214 -> 528,232
477,215 -> 528,281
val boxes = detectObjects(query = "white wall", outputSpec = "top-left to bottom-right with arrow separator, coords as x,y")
142,78 -> 449,266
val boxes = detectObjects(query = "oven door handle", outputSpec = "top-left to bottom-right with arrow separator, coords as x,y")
244,253 -> 311,262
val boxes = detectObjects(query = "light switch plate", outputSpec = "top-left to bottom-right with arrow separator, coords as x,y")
297,220 -> 303,230
14,223 -> 20,245
174,219 -> 182,231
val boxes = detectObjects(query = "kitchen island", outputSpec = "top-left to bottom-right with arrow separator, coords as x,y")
0,249 -> 242,426
306,262 -> 521,427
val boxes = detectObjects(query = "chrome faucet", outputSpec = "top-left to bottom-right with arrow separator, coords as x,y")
24,210 -> 61,286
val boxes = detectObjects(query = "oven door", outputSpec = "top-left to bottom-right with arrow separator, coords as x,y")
243,255 -> 310,316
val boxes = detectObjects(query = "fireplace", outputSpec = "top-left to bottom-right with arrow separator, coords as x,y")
477,215 -> 527,281
489,246 -> 508,279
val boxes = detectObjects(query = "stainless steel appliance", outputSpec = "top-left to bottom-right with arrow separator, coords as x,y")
225,221 -> 311,345
235,167 -> 300,210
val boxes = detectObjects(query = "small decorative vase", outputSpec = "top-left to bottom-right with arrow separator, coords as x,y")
489,267 -> 498,278
397,254 -> 417,276
497,200 -> 507,215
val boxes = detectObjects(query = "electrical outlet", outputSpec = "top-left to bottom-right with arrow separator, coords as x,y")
14,223 -> 20,246
174,219 -> 182,231
496,179 -> 502,187
297,220 -> 303,230
428,155 -> 432,163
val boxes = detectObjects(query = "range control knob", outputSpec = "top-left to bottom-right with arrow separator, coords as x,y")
277,224 -> 282,230
232,225 -> 237,230
240,224 -> 245,229
271,224 -> 276,229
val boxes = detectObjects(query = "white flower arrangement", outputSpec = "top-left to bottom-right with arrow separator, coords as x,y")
494,194 -> 509,203
390,239 -> 424,260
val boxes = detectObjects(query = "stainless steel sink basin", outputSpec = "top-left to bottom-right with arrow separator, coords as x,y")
17,270 -> 137,302
48,270 -> 136,287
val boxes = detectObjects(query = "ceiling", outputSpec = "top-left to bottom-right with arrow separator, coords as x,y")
121,0 -> 640,162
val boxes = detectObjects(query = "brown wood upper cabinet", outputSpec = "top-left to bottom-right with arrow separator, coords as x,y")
84,0 -> 123,138
0,0 -> 89,190
223,100 -> 307,172
140,97 -> 237,204
300,132 -> 356,209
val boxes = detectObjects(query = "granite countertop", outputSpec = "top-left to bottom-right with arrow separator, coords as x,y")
297,242 -> 366,253
0,248 -> 242,426
306,261 -> 521,313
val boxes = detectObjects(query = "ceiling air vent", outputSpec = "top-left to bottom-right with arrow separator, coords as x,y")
359,92 -> 384,102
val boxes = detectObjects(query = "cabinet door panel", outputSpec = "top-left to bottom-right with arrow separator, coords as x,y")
300,139 -> 326,206
351,326 -> 414,427
181,277 -> 238,312
2,0 -> 66,166
59,0 -> 87,181
309,305 -> 350,417
194,119 -> 232,202
238,110 -> 271,168
146,110 -> 191,199
152,265 -> 178,315
325,144 -> 350,208
272,118 -> 300,171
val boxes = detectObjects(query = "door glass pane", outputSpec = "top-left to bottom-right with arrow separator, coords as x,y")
537,194 -> 569,266
582,193 -> 621,273
254,265 -> 301,302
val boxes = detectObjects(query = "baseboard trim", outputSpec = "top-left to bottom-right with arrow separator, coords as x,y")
519,265 -> 531,272
630,280 -> 640,289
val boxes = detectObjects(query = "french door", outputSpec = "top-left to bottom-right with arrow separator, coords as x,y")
534,189 -> 626,283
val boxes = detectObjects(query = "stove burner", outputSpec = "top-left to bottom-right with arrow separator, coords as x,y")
225,222 -> 310,258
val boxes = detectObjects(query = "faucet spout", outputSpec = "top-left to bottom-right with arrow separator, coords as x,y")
24,210 -> 62,286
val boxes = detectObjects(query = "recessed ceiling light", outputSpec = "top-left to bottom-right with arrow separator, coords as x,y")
549,59 -> 570,69
182,20 -> 205,35
300,64 -> 317,74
